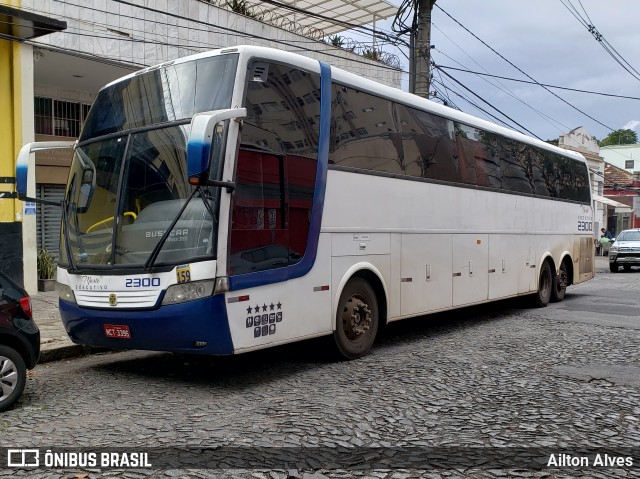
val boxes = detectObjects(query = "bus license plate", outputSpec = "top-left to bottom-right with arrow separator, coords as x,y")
104,324 -> 131,339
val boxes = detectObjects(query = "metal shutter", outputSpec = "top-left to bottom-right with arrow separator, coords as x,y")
36,184 -> 65,262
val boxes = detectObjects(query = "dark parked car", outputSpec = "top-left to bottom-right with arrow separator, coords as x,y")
0,272 -> 40,412
609,229 -> 640,273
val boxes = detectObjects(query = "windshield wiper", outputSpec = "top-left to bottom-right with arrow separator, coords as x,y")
143,187 -> 201,272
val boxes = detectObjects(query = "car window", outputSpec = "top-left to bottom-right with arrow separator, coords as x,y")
0,273 -> 26,304
618,231 -> 640,241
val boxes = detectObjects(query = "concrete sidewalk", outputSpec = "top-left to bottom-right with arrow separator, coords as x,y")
31,290 -> 101,363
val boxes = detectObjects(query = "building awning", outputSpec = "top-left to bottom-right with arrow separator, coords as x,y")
0,5 -> 66,42
244,0 -> 398,37
593,194 -> 633,213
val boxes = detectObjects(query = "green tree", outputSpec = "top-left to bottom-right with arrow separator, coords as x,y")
598,129 -> 638,146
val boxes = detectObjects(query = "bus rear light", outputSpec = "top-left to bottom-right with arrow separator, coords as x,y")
19,297 -> 32,318
162,280 -> 214,305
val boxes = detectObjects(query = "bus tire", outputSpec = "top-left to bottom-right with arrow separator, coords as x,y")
333,277 -> 379,360
0,345 -> 27,412
533,261 -> 552,308
551,261 -> 568,302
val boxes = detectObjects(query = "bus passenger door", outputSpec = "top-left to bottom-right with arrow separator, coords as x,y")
400,234 -> 453,316
452,234 -> 489,306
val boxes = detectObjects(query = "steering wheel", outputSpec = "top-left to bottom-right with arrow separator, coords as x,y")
86,211 -> 137,233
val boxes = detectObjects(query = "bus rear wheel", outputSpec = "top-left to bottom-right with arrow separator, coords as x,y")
533,261 -> 552,308
551,262 -> 568,302
334,277 -> 379,360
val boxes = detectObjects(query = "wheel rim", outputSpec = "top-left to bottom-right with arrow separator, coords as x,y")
341,294 -> 372,341
0,355 -> 19,401
557,267 -> 568,293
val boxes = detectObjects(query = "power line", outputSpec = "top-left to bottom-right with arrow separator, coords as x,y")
436,65 -> 640,101
20,0 -> 404,73
559,0 -> 640,82
431,78 -> 522,132
435,4 -> 616,133
436,66 -> 541,139
257,0 -> 411,49
431,37 -> 572,134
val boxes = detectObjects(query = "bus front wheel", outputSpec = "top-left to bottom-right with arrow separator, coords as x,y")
334,277 -> 379,360
533,261 -> 552,308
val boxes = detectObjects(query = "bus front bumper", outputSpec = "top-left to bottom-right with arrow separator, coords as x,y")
59,294 -> 234,355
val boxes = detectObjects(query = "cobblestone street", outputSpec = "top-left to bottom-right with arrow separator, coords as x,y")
1,257 -> 639,478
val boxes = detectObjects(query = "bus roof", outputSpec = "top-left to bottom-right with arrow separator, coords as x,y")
101,45 -> 586,165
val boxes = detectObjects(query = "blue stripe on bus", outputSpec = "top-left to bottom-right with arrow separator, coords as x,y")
228,60 -> 331,291
59,294 -> 234,355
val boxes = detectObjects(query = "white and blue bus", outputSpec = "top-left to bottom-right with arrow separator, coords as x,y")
17,46 -> 594,359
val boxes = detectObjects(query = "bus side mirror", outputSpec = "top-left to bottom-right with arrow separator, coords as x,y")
187,108 -> 246,186
16,141 -> 75,199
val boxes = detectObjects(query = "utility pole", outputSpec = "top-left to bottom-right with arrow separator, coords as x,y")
412,0 -> 436,98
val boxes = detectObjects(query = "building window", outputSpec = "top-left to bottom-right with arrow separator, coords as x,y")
625,160 -> 634,169
54,100 -> 81,137
34,97 -> 52,135
34,96 -> 92,137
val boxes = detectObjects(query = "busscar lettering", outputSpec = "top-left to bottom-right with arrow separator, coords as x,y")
145,229 -> 188,238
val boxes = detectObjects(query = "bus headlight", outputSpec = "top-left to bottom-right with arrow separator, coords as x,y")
56,282 -> 76,303
162,280 -> 214,305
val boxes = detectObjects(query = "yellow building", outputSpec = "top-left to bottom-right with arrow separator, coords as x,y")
0,1 -> 65,291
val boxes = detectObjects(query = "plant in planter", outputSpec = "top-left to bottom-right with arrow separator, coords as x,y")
37,249 -> 56,292
328,35 -> 344,48
362,48 -> 383,62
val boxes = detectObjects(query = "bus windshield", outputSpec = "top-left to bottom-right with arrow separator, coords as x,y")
59,53 -> 239,269
62,125 -> 218,268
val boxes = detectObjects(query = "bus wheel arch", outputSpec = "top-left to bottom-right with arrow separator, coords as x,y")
333,267 -> 388,360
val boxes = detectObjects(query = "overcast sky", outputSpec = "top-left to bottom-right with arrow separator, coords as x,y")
371,0 -> 640,142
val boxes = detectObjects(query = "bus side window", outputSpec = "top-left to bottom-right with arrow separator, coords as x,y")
398,105 -> 459,183
229,61 -> 320,276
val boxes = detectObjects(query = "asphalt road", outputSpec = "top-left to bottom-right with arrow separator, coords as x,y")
1,257 -> 638,479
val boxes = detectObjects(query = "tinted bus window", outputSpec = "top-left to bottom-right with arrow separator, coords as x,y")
229,62 -> 320,276
397,105 -> 459,183
330,85 -> 404,174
